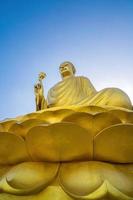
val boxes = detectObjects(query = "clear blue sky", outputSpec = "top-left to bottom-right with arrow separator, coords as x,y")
0,0 -> 133,120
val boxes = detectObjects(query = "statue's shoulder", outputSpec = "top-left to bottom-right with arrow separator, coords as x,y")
76,76 -> 91,82
76,76 -> 96,91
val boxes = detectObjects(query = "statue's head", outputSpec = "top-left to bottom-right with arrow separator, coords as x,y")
59,61 -> 76,79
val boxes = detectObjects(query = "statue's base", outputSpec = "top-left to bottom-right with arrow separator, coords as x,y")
0,105 -> 133,200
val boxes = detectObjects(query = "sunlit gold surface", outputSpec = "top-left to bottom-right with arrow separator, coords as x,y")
0,104 -> 133,200
34,72 -> 47,111
0,62 -> 133,199
47,62 -> 132,109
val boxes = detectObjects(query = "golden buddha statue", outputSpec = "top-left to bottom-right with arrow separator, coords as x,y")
0,62 -> 133,200
47,61 -> 132,109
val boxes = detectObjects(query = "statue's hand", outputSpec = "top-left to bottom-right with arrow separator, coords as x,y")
34,73 -> 47,111
39,72 -> 46,81
34,83 -> 42,94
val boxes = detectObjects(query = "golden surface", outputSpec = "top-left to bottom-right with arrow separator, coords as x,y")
32,62 -> 132,111
0,162 -> 59,195
26,122 -> 93,162
59,162 -> 133,198
0,62 -> 133,199
62,112 -> 121,136
94,124 -> 133,163
0,132 -> 29,165
0,104 -> 133,199
47,62 -> 132,109
34,72 -> 47,111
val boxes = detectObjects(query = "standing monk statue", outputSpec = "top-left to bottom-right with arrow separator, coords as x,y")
34,72 -> 47,111
35,61 -> 132,111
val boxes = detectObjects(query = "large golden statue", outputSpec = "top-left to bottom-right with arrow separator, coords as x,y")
0,62 -> 133,200
35,61 -> 132,110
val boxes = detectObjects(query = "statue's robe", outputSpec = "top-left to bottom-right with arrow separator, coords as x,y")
47,76 -> 132,109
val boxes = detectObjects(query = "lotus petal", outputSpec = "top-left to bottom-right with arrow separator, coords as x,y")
26,123 -> 93,162
0,166 -> 11,177
59,161 -> 103,196
94,124 -> 133,163
37,109 -> 75,123
108,164 -> 133,197
36,186 -> 73,200
9,123 -> 26,137
0,132 -> 29,164
0,124 -> 4,132
0,186 -> 74,200
108,109 -> 133,123
19,112 -> 40,122
9,119 -> 47,137
63,112 -> 121,136
0,162 -> 59,195
59,161 -> 133,199
74,105 -> 107,114
0,120 -> 17,131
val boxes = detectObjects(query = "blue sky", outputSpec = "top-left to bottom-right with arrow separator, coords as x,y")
0,0 -> 133,120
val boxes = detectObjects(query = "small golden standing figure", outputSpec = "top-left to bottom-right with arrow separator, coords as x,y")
34,72 -> 47,111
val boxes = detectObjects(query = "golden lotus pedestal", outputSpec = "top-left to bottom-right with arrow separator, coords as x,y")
0,105 -> 133,200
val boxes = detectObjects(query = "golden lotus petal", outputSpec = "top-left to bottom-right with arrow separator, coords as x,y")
18,112 -> 40,122
0,193 -> 34,200
35,186 -> 74,200
21,118 -> 47,127
0,132 -> 29,164
63,112 -> 121,136
74,105 -> 107,114
108,164 -> 133,197
26,122 -> 93,162
0,186 -> 74,200
59,161 -> 103,196
94,124 -> 133,163
37,109 -> 75,123
108,109 -> 133,123
0,124 -> 4,132
0,120 -> 17,131
2,162 -> 59,193
62,112 -> 93,131
9,119 -> 47,137
83,181 -> 133,200
9,123 -> 26,137
59,161 -> 133,199
0,166 -> 11,177
20,119 -> 48,136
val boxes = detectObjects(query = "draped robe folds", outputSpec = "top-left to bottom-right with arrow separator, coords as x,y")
47,76 -> 132,110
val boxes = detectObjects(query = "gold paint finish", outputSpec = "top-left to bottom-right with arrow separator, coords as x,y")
0,162 -> 59,195
26,122 -> 93,162
94,124 -> 133,163
47,62 -> 132,110
0,62 -> 133,199
62,112 -> 121,136
0,132 -> 29,165
0,105 -> 133,199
